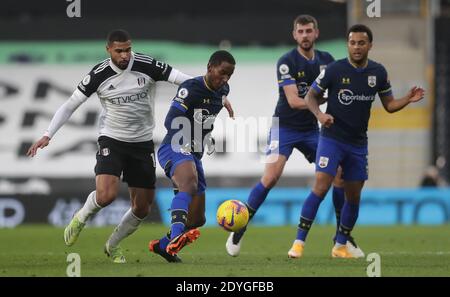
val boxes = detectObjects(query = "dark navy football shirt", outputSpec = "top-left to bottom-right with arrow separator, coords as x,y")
161,76 -> 229,157
311,58 -> 392,145
275,48 -> 334,131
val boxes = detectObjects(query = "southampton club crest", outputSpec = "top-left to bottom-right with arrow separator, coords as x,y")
368,76 -> 376,88
318,156 -> 329,168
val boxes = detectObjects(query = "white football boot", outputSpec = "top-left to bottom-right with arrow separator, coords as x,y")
226,232 -> 243,257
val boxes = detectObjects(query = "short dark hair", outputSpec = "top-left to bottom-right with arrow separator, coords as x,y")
107,29 -> 131,45
347,24 -> 373,42
208,50 -> 236,66
293,15 -> 318,30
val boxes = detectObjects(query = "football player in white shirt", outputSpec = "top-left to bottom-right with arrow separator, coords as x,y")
27,29 -> 234,263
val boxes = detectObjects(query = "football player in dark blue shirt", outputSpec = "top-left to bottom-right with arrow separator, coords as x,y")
225,15 -> 363,258
148,50 -> 235,261
291,24 -> 424,258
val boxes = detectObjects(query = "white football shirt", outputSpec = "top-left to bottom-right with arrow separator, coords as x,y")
77,52 -> 172,142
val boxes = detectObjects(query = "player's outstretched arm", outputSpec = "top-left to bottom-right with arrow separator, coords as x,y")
305,88 -> 334,128
27,90 -> 88,157
380,86 -> 425,113
222,96 -> 234,119
27,136 -> 51,157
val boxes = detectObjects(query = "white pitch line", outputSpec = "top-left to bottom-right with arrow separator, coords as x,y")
378,251 -> 450,255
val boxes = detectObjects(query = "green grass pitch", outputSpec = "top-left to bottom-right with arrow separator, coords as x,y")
0,225 -> 449,277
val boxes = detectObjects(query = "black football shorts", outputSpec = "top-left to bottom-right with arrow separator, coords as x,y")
95,135 -> 156,189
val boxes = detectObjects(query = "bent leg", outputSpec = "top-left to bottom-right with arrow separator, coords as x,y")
77,174 -> 120,222
95,174 -> 121,206
230,154 -> 287,247
247,154 -> 287,217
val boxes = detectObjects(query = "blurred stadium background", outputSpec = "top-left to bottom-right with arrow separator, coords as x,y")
0,0 -> 449,276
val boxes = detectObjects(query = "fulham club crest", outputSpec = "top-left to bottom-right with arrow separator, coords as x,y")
100,148 -> 110,156
368,76 -> 376,88
137,77 -> 146,86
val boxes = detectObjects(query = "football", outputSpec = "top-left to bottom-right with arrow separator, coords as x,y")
216,200 -> 249,232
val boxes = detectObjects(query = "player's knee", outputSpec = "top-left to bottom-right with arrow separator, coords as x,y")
313,183 -> 331,198
261,173 -> 280,189
95,188 -> 117,207
177,177 -> 198,195
345,195 -> 361,205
